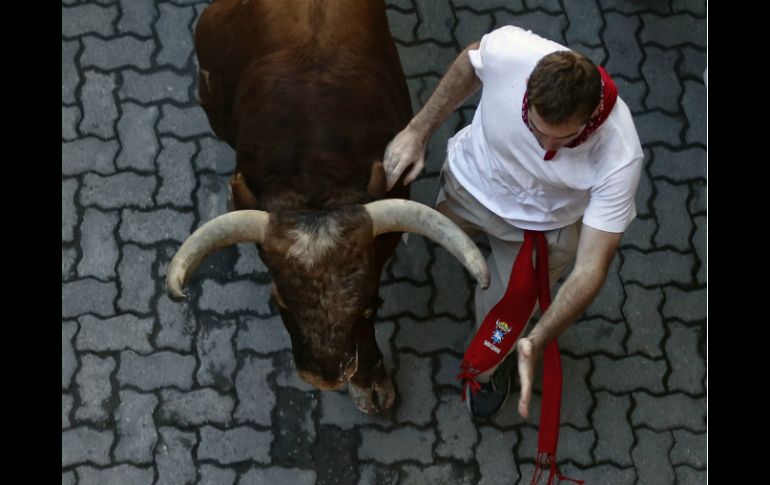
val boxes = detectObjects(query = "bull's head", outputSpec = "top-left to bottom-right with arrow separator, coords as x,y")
166,200 -> 489,391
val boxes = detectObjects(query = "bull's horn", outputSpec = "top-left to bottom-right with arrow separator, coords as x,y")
165,210 -> 270,300
364,199 -> 490,289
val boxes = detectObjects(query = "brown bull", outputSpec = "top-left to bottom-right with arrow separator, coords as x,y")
166,0 -> 489,414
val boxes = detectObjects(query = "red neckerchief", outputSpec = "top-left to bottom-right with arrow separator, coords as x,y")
521,66 -> 618,161
458,231 -> 583,485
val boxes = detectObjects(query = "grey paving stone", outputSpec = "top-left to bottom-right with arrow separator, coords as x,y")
693,215 -> 705,285
653,181 -> 691,251
233,244 -> 269,276
622,216 -> 656,251
570,43 -> 606,67
634,111 -> 685,146
62,179 -> 78,242
194,136 -> 236,174
62,471 -> 75,485
62,137 -> 119,175
158,388 -> 235,425
116,103 -> 160,171
359,427 -> 436,464
358,464 -> 399,485
63,247 -> 78,281
62,321 -> 79,389
415,0 -> 455,44
198,425 -> 272,464
614,77 -> 646,114
379,281 -> 432,319
156,4 -> 195,68
663,287 -> 705,322
623,285 -> 665,357
635,165 -> 653,217
62,278 -> 118,318
62,393 -> 74,429
642,46 -> 681,112
273,351 -> 316,391
555,426 -> 595,467
74,353 -> 116,425
61,427 -> 113,466
241,468 -> 317,485
234,354 -> 275,426
603,12 -> 642,79
117,350 -> 196,390
236,314 -> 291,353
80,71 -> 118,138
114,389 -> 158,463
435,352 -> 462,389
319,389 -> 393,430
671,429 -> 706,468
632,429 -> 675,485
272,387 -> 317,465
592,392 -> 634,466
454,0 -> 524,11
492,11 -> 566,45
62,105 -> 81,141
597,0 -> 669,14
312,425 -> 358,485
555,463 -> 636,485
117,0 -> 157,36
387,8 -> 417,44
81,173 -> 156,209
682,80 -> 706,144
155,427 -> 197,485
401,463 -> 474,485
81,35 -> 154,70
585,256 -> 624,321
157,137 -> 196,206
431,248 -> 474,317
679,46 -> 706,80
397,42 -> 458,76
665,322 -> 705,395
62,41 -> 80,104
395,316 -> 472,354
199,465 -> 237,485
196,173 -> 230,222
591,354 -> 666,393
688,179 -> 705,215
119,208 -> 195,244
560,355 -> 593,428
76,465 -> 153,485
62,4 -> 117,37
675,466 -> 706,485
671,0 -> 706,15
395,353 -> 436,425
564,0 -> 602,45
199,279 -> 272,316
77,314 -> 153,352
454,11 -> 494,53
476,427 -> 518,485
640,14 -> 706,47
159,104 -> 212,138
117,244 -> 156,314
559,317 -> 626,357
435,390 -> 477,460
196,319 -> 237,389
620,248 -> 695,286
515,425 -> 540,461
77,208 -> 119,279
156,294 -> 195,351
388,234 -> 430,283
120,70 -> 192,103
631,392 -> 706,431
649,146 -> 706,181
525,0 -> 561,13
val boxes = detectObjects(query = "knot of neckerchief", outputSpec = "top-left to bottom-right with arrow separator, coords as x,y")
521,65 -> 618,161
457,230 -> 584,485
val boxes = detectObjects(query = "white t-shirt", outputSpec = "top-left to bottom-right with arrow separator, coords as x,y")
447,26 -> 644,233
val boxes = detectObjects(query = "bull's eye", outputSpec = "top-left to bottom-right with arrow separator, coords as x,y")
362,308 -> 373,319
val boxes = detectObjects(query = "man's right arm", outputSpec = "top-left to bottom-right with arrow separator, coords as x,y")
383,42 -> 482,190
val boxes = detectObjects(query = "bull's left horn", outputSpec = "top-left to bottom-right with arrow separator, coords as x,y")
364,199 -> 490,289
166,210 -> 270,300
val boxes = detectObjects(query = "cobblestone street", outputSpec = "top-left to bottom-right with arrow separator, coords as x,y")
62,1 -> 707,483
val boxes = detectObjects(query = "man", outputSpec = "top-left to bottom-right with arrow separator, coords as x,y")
383,25 -> 643,420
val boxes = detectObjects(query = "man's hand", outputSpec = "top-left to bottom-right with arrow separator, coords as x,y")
516,336 -> 538,418
383,124 -> 427,190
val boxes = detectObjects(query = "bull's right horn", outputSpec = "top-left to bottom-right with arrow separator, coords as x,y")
364,199 -> 490,289
165,210 -> 270,300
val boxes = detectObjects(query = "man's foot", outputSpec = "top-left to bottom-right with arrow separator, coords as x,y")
465,358 -> 513,421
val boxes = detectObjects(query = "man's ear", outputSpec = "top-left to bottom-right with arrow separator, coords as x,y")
367,161 -> 387,199
229,171 -> 259,211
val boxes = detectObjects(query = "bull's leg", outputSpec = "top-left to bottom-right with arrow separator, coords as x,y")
348,321 -> 395,414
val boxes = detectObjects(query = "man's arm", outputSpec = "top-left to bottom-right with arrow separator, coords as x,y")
384,42 -> 482,190
516,224 -> 623,418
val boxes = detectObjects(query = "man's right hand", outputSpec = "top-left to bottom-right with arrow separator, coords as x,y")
383,124 -> 427,191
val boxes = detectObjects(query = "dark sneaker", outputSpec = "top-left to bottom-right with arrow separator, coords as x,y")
465,359 -> 512,421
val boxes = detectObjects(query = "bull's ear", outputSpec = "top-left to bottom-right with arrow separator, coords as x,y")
229,172 -> 259,211
367,161 -> 387,199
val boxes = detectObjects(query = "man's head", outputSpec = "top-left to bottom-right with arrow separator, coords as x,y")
526,50 -> 601,151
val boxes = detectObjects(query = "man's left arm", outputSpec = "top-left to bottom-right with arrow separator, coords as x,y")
516,224 -> 622,418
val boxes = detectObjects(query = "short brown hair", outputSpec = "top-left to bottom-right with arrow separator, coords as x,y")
527,50 -> 601,125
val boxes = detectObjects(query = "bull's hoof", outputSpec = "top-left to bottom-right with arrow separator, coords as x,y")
348,372 -> 395,415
